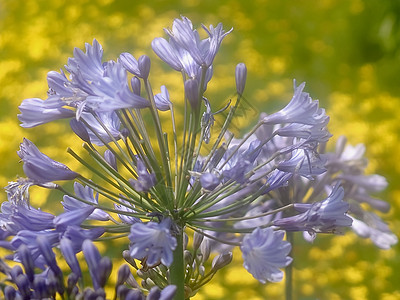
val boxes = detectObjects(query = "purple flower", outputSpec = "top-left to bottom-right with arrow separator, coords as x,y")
59,237 -> 82,277
273,184 -> 353,237
62,226 -> 105,253
17,138 -> 78,184
275,120 -> 331,143
164,16 -> 232,67
185,79 -> 200,110
262,82 -> 328,126
351,214 -> 398,249
79,111 -> 121,146
10,205 -> 55,232
277,149 -> 326,179
82,239 -> 102,290
235,63 -> 247,95
119,52 -> 141,77
62,182 -> 110,221
128,218 -> 177,267
154,85 -> 172,111
151,17 -> 218,87
200,173 -> 220,190
11,230 -> 60,269
54,206 -> 95,231
241,227 -> 292,283
114,199 -> 141,224
18,97 -> 75,128
129,159 -> 156,192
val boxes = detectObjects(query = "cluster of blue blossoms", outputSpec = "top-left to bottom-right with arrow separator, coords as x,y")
1,16 -> 397,299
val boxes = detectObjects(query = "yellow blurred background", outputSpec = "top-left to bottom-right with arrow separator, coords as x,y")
1,0 -> 399,299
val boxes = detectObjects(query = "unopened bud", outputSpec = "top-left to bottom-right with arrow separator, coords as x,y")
70,119 -> 90,143
138,55 -> 151,80
116,264 -> 131,286
125,289 -> 143,300
147,287 -> 161,300
4,285 -> 16,300
193,232 -> 204,252
98,257 -> 113,287
131,77 -> 141,96
104,149 -> 118,171
235,63 -> 247,95
211,252 -> 232,271
200,239 -> 210,262
185,79 -> 200,110
17,244 -> 35,283
184,250 -> 193,264
123,250 -> 138,269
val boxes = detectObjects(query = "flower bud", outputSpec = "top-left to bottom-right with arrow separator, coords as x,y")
37,235 -> 62,277
138,55 -> 151,80
70,119 -> 90,143
4,285 -> 16,300
17,244 -> 35,283
193,231 -> 204,252
120,52 -> 140,76
104,149 -> 118,171
10,265 -> 23,282
98,256 -> 113,287
67,273 -> 79,295
200,239 -> 210,262
117,285 -> 130,299
184,250 -> 193,264
147,287 -> 161,300
33,277 -> 48,299
15,274 -> 31,298
116,264 -> 131,286
235,63 -> 247,95
131,77 -> 141,96
123,250 -> 138,269
185,79 -> 200,110
211,252 -> 232,271
60,238 -> 82,277
125,289 -> 143,300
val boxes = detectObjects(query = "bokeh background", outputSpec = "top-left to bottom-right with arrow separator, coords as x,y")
1,0 -> 400,299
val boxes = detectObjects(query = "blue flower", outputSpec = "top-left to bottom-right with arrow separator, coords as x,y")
277,149 -> 326,179
351,213 -> 398,249
164,16 -> 232,67
154,85 -> 172,111
241,227 -> 292,283
262,82 -> 328,126
273,184 -> 352,237
17,138 -> 78,184
62,182 -> 110,221
129,218 -> 177,267
78,111 -> 122,146
18,97 -> 75,128
114,199 -> 142,224
129,159 -> 156,193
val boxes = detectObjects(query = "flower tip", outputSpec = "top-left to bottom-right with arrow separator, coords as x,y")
235,63 -> 247,95
138,55 -> 151,79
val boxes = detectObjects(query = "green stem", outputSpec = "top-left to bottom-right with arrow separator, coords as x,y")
169,225 -> 185,300
285,231 -> 294,300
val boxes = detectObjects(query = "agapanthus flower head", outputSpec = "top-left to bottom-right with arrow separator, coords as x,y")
2,15 -> 396,300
